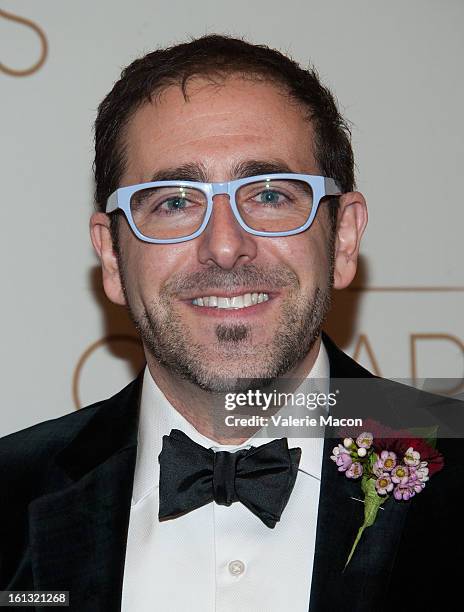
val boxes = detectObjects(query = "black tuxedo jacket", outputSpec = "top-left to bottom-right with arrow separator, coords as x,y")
1,334 -> 462,611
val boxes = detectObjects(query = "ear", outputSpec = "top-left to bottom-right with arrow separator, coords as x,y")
89,212 -> 127,305
332,192 -> 368,290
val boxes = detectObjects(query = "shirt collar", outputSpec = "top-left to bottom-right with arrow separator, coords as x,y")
132,339 -> 329,504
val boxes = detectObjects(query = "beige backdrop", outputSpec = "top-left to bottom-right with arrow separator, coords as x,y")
1,0 -> 463,436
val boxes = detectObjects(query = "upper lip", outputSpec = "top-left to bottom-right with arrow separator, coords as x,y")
179,288 -> 278,300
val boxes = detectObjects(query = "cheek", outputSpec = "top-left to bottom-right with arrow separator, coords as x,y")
301,222 -> 333,286
269,231 -> 330,291
122,240 -> 196,301
118,242 -> 159,306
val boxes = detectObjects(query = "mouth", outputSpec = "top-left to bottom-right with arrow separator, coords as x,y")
191,292 -> 270,310
179,288 -> 278,319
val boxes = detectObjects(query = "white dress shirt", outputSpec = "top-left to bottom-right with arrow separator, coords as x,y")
121,342 -> 329,612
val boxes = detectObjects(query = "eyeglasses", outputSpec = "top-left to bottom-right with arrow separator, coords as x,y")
106,173 -> 342,244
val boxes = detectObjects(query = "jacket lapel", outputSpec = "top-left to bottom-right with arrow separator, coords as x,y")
308,334 -> 411,610
28,376 -> 142,612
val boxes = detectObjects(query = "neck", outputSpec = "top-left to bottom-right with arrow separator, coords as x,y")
144,335 -> 322,444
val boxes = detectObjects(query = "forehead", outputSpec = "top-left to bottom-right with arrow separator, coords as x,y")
122,76 -> 318,184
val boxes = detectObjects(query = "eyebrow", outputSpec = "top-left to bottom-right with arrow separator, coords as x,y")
148,163 -> 208,183
232,159 -> 295,178
147,159 -> 296,184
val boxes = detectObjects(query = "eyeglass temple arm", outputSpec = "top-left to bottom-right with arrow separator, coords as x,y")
324,177 -> 343,196
106,192 -> 119,213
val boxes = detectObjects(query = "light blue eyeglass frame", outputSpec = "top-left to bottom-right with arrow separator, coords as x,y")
106,173 -> 342,244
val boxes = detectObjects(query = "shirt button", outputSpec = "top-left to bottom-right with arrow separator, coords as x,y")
228,560 -> 246,576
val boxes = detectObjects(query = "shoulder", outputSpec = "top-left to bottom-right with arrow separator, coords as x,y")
0,374 -> 142,588
0,376 -> 141,481
0,400 -> 99,466
323,332 -> 462,422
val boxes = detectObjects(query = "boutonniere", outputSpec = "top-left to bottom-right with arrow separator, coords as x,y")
331,420 -> 444,568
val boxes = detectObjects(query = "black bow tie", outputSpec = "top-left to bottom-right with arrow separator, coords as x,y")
158,429 -> 301,528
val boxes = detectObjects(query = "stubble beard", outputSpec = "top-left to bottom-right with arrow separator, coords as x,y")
120,261 -> 333,394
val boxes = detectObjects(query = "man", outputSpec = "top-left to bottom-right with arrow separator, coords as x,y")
1,35 -> 462,611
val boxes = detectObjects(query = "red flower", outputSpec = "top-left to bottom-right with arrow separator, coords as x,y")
341,418 -> 445,477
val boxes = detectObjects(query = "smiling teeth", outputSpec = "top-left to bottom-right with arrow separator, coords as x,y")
192,292 -> 269,309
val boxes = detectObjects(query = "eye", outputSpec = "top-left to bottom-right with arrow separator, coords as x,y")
160,197 -> 188,211
152,191 -> 205,215
255,189 -> 286,206
259,190 -> 281,204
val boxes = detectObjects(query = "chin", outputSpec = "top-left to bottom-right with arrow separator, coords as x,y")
184,357 -> 284,394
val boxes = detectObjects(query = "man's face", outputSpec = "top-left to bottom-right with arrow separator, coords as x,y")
112,76 -> 335,391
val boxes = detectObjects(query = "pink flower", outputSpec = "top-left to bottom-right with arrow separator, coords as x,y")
356,432 -> 374,449
379,450 -> 397,471
407,468 -> 426,494
346,462 -> 363,479
393,484 -> 415,501
375,473 -> 394,495
331,444 -> 345,459
393,467 -> 426,500
404,447 -> 421,467
331,445 -> 353,472
391,464 -> 409,484
415,465 -> 430,483
337,453 -> 353,472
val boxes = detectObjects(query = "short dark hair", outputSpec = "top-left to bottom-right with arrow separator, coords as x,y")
94,34 -> 355,237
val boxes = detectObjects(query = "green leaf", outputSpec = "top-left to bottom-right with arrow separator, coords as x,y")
344,476 -> 388,570
407,425 -> 439,449
367,451 -> 378,472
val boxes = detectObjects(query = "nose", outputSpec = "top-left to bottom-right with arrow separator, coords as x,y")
196,194 -> 258,270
